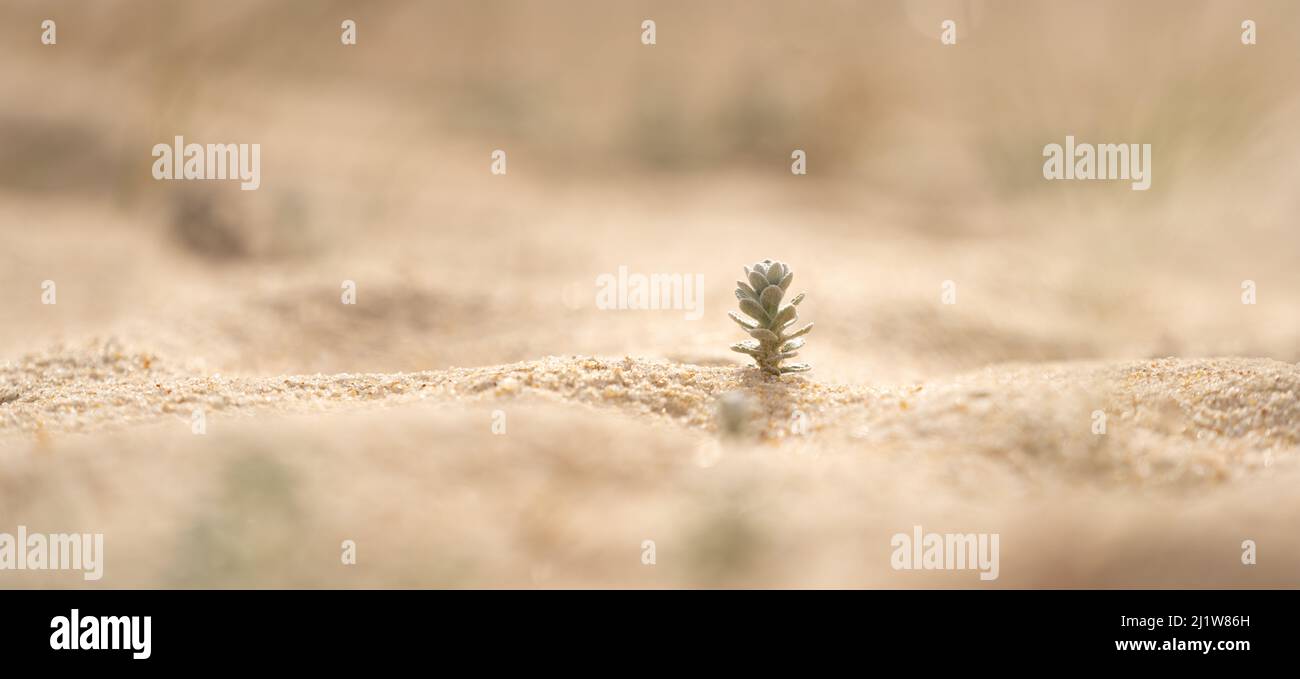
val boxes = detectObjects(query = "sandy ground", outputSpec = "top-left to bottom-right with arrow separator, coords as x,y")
2,1 -> 1299,587
1,339 -> 1297,587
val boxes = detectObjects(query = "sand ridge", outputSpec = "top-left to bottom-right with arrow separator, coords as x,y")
3,340 -> 1295,487
0,340 -> 880,438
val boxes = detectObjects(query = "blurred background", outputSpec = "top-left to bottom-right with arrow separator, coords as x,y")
1,1 -> 1298,587
1,0 -> 1296,381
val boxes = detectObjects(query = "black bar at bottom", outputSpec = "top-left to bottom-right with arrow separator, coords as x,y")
0,590 -> 1286,668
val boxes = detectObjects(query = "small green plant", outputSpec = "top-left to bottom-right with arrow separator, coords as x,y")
729,259 -> 812,375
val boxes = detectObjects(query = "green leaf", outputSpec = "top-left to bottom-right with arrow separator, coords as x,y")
759,285 -> 783,313
738,298 -> 769,323
728,311 -> 758,330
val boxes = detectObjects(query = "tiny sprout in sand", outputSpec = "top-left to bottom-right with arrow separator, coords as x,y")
729,259 -> 812,376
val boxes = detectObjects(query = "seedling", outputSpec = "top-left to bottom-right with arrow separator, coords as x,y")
729,259 -> 812,375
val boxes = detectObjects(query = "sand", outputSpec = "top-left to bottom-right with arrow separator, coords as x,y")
2,339 -> 1297,587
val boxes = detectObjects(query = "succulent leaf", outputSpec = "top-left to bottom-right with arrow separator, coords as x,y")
738,298 -> 769,322
748,328 -> 780,342
728,311 -> 758,330
759,285 -> 783,313
736,281 -> 758,300
789,292 -> 805,306
780,338 -> 805,352
784,322 -> 812,340
746,270 -> 769,292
